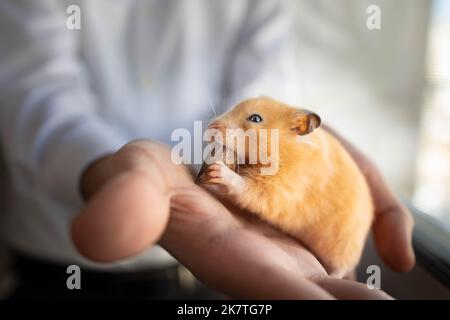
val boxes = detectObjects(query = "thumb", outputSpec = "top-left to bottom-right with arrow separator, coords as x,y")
72,170 -> 170,262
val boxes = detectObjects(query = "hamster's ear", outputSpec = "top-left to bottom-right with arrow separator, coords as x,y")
291,110 -> 321,135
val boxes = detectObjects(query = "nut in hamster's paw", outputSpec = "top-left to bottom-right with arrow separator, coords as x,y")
200,161 -> 245,195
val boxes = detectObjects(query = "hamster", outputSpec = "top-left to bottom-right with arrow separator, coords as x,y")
197,97 -> 373,277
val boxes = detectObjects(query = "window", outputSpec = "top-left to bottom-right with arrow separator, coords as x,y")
413,0 -> 450,233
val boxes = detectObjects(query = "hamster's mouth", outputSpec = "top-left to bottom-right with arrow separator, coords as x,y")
206,120 -> 248,164
206,120 -> 228,148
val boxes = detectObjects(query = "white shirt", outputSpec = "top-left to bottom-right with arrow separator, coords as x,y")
0,0 -> 298,271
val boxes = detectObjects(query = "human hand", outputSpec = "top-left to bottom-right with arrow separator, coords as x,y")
72,139 -> 391,299
161,171 -> 392,299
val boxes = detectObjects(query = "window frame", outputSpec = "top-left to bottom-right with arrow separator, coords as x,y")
409,203 -> 450,289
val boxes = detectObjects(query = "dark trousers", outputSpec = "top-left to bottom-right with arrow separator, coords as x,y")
8,252 -> 221,299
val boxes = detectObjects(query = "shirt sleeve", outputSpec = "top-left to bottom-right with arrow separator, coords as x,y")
222,0 -> 301,109
0,0 -> 128,207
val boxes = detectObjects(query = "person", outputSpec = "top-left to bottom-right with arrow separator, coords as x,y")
0,0 -> 414,299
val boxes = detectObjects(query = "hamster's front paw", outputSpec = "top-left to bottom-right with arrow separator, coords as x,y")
201,161 -> 245,196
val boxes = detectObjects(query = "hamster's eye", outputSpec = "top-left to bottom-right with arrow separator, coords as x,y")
247,114 -> 263,123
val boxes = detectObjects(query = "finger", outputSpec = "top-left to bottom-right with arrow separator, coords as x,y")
207,164 -> 223,172
120,139 -> 194,188
315,277 -> 393,300
231,274 -> 336,300
372,203 -> 415,272
202,178 -> 225,185
72,171 -> 170,262
206,168 -> 223,178
367,167 -> 416,272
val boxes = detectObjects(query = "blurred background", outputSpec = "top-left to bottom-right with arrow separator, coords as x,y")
290,0 -> 448,230
0,0 -> 449,299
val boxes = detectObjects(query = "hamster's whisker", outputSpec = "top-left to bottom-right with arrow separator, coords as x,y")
204,116 -> 217,123
208,99 -> 218,117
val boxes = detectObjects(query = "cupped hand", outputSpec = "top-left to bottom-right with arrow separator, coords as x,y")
72,139 -> 392,299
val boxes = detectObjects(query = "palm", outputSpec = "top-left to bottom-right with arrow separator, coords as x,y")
164,181 -> 327,285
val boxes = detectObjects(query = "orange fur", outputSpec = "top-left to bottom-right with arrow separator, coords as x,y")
200,97 -> 373,277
